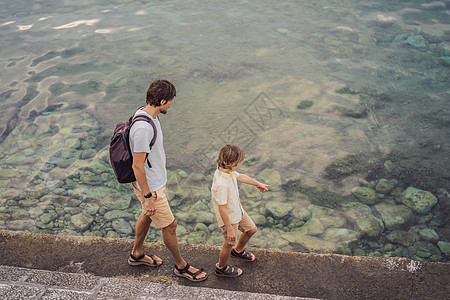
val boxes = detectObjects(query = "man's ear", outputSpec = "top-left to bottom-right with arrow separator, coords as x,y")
161,100 -> 167,105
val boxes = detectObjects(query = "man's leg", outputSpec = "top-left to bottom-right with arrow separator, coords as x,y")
162,219 -> 206,279
130,211 -> 162,264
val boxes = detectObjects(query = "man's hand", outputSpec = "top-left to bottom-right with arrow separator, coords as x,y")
143,195 -> 157,216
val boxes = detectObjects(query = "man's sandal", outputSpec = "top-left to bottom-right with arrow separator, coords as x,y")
231,248 -> 256,262
215,264 -> 242,277
174,263 -> 207,282
128,253 -> 162,267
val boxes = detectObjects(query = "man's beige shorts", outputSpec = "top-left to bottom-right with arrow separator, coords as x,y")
132,183 -> 175,229
221,211 -> 256,245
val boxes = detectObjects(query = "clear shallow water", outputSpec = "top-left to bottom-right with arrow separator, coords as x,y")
0,0 -> 449,262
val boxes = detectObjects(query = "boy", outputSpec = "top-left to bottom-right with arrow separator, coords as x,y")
211,144 -> 270,277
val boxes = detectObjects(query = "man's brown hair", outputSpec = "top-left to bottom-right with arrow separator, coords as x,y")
217,144 -> 245,170
146,79 -> 176,106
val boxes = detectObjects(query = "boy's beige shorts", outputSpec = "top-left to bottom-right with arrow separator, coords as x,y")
133,183 -> 175,228
221,211 -> 256,245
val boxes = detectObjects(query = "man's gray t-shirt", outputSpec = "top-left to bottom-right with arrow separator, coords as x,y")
129,109 -> 167,192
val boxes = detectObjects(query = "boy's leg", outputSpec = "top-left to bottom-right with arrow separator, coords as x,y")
234,226 -> 257,253
216,225 -> 243,277
234,212 -> 257,253
217,241 -> 233,268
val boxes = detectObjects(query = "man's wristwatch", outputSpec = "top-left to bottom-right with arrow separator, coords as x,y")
144,192 -> 153,199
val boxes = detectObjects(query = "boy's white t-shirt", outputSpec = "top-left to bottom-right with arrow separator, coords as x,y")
129,109 -> 167,192
211,168 -> 244,227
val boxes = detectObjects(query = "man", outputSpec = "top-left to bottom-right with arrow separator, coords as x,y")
128,79 -> 207,282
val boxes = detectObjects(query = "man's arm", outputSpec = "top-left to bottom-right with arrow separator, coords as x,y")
218,204 -> 236,242
132,152 -> 156,216
237,174 -> 270,192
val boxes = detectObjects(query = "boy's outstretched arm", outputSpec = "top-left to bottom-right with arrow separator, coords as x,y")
237,174 -> 270,192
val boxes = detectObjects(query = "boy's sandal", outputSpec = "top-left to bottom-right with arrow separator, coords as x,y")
215,265 -> 242,277
174,263 -> 208,282
128,253 -> 162,267
231,248 -> 256,262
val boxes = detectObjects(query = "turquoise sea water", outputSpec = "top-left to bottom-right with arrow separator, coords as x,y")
0,0 -> 449,262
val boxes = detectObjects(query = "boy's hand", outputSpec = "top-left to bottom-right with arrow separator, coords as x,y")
227,227 -> 236,242
256,183 -> 270,192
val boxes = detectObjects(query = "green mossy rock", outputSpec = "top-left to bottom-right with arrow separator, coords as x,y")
103,210 -> 134,221
342,202 -> 384,238
297,100 -> 314,110
374,203 -> 415,230
40,212 -> 59,224
265,201 -> 293,219
352,186 -> 379,205
375,179 -> 398,194
112,218 -> 132,235
248,213 -> 267,226
258,169 -> 282,191
322,228 -> 358,244
418,228 -> 439,241
70,213 -> 93,232
292,208 -> 311,221
386,230 -> 417,247
437,241 -> 450,257
398,187 -> 438,214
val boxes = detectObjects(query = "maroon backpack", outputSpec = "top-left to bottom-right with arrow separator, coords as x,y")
109,113 -> 156,183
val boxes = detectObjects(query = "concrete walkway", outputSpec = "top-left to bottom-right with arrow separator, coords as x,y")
0,265 -> 314,299
0,230 -> 449,299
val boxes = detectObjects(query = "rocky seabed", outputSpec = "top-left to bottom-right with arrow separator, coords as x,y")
1,152 -> 449,262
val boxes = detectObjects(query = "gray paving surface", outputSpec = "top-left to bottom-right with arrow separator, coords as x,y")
0,265 -> 318,300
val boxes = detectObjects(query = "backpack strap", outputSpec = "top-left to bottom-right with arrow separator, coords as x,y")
129,114 -> 157,168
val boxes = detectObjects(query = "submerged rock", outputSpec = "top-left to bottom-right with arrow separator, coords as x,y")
258,169 -> 282,191
70,213 -> 93,232
398,187 -> 437,214
375,179 -> 398,194
112,218 -> 132,235
438,56 -> 450,66
437,241 -> 450,257
8,220 -> 35,231
418,228 -> 439,241
297,218 -> 324,235
248,213 -> 267,226
291,208 -> 311,221
352,186 -> 379,205
386,230 -> 417,247
322,228 -> 358,244
281,232 -> 338,253
40,212 -> 59,224
409,241 -> 441,260
265,201 -> 293,219
341,202 -> 384,238
437,42 -> 450,56
103,210 -> 134,222
374,203 -> 414,230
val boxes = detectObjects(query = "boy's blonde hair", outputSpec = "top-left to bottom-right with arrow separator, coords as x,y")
217,144 -> 245,170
